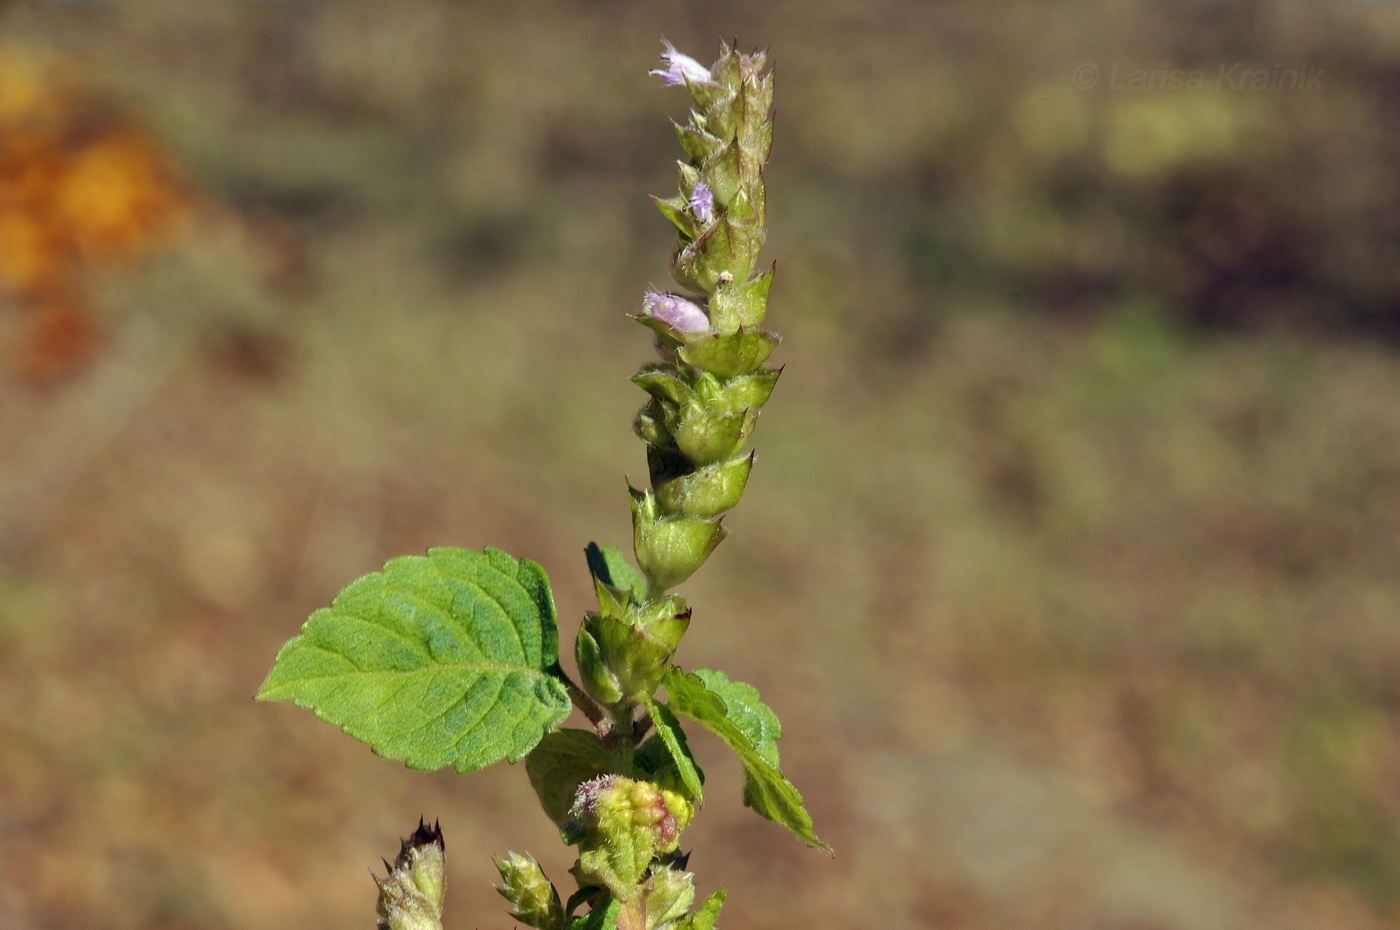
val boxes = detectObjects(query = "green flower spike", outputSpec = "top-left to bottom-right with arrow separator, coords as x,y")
495,850 -> 566,930
630,39 -> 781,597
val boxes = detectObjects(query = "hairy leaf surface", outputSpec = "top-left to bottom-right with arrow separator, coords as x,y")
569,896 -> 619,930
663,667 -> 829,853
644,698 -> 705,801
693,668 -> 781,766
585,542 -> 648,599
527,728 -> 613,826
679,890 -> 726,930
257,547 -> 572,773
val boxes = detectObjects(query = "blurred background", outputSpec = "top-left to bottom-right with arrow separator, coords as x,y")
2,1 -> 1400,928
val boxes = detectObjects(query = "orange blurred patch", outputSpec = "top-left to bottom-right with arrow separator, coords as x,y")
0,47 -> 188,380
54,129 -> 186,265
14,298 -> 103,379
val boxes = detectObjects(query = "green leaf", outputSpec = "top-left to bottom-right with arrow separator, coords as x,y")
692,668 -> 780,766
526,728 -> 613,826
257,546 -> 573,773
644,698 -> 705,801
662,667 -> 830,853
678,890 -> 726,930
635,733 -> 705,798
564,886 -> 604,923
569,896 -> 619,930
585,543 -> 647,600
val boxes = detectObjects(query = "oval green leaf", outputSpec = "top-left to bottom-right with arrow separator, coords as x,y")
257,546 -> 572,773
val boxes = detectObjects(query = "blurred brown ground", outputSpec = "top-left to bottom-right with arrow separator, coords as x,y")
3,1 -> 1400,928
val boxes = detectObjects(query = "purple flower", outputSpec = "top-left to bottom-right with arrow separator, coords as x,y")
688,181 -> 715,224
650,40 -> 712,87
642,292 -> 709,333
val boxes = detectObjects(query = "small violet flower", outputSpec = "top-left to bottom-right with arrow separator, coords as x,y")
650,40 -> 712,87
688,181 -> 715,225
642,292 -> 709,333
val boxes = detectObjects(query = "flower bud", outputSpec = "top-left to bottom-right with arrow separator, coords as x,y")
674,121 -> 725,164
578,542 -> 690,707
375,820 -> 445,930
639,600 -> 691,653
677,330 -> 779,379
632,365 -> 695,407
641,292 -> 709,334
634,398 -> 675,451
563,776 -> 696,900
494,850 -> 565,930
575,623 -> 625,706
699,142 -> 741,208
714,368 -> 781,414
576,607 -> 688,707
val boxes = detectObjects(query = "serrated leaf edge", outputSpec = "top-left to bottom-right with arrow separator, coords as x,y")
662,667 -> 831,854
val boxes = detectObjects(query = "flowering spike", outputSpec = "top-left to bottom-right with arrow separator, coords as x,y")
629,40 -> 778,598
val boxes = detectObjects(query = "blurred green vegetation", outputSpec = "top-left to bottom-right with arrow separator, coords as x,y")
3,2 -> 1400,929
